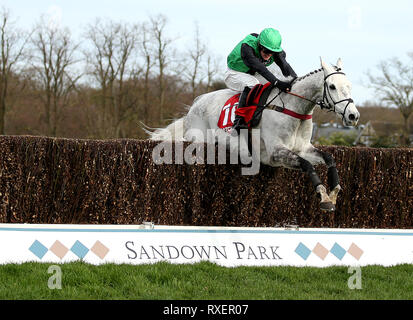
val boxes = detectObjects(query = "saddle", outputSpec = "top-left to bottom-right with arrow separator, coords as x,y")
238,82 -> 274,128
217,83 -> 274,130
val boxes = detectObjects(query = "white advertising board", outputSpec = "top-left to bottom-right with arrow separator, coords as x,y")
1,223 -> 413,267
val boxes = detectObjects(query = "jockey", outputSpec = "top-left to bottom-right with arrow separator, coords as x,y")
225,28 -> 297,134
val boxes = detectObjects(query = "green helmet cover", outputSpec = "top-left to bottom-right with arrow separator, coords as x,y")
258,28 -> 282,53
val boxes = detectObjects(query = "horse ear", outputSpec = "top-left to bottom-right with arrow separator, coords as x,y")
320,57 -> 333,74
337,58 -> 343,70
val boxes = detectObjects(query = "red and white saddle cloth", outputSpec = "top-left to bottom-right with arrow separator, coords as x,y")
217,93 -> 241,131
217,82 -> 313,132
217,83 -> 272,132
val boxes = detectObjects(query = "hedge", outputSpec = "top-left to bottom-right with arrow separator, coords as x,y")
0,135 -> 411,228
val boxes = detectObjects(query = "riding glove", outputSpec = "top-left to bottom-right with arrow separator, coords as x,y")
275,80 -> 292,92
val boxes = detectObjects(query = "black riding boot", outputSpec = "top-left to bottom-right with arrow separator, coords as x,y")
232,87 -> 251,135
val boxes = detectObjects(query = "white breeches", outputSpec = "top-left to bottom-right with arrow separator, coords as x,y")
224,68 -> 262,92
224,65 -> 291,92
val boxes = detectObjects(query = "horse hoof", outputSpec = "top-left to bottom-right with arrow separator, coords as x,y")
320,201 -> 335,212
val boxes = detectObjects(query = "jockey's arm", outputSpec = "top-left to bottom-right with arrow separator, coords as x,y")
273,50 -> 297,78
240,43 -> 278,84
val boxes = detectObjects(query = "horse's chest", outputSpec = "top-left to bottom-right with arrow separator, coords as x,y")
288,121 -> 312,150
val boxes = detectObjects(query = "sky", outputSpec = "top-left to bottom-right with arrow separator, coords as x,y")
1,0 -> 413,105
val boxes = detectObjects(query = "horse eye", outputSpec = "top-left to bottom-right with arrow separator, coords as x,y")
329,84 -> 336,90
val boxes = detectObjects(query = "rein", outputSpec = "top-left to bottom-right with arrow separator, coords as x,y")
264,84 -> 314,120
265,69 -> 353,121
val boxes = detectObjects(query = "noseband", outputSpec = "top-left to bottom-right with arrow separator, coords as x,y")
321,69 -> 354,120
265,68 -> 354,121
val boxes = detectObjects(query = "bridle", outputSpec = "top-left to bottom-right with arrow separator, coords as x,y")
266,68 -> 354,121
320,69 -> 354,120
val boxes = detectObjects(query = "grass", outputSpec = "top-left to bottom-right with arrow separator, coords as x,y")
0,261 -> 413,300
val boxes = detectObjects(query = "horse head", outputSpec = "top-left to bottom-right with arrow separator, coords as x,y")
320,58 -> 360,127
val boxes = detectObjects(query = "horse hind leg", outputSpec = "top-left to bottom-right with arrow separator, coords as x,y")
184,113 -> 209,143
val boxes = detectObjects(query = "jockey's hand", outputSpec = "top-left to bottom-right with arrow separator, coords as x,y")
275,80 -> 292,92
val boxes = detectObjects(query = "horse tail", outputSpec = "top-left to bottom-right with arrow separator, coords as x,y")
144,117 -> 186,141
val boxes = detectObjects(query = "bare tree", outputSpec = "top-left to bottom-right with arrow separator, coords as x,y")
367,53 -> 413,145
30,17 -> 81,137
84,18 -> 141,138
0,8 -> 30,134
182,22 -> 206,100
149,14 -> 174,123
205,53 -> 222,93
180,23 -> 222,97
139,23 -> 156,125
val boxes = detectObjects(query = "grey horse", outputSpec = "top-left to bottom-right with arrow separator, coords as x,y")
149,58 -> 360,212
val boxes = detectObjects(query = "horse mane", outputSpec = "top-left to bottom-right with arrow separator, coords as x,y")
294,65 -> 341,83
295,68 -> 323,82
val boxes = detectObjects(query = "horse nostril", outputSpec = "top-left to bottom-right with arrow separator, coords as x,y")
349,114 -> 356,121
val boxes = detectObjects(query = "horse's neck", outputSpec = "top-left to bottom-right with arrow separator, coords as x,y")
271,70 -> 324,115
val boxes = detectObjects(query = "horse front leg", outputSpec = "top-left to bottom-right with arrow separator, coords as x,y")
305,147 -> 341,205
271,146 -> 335,212
328,185 -> 341,206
